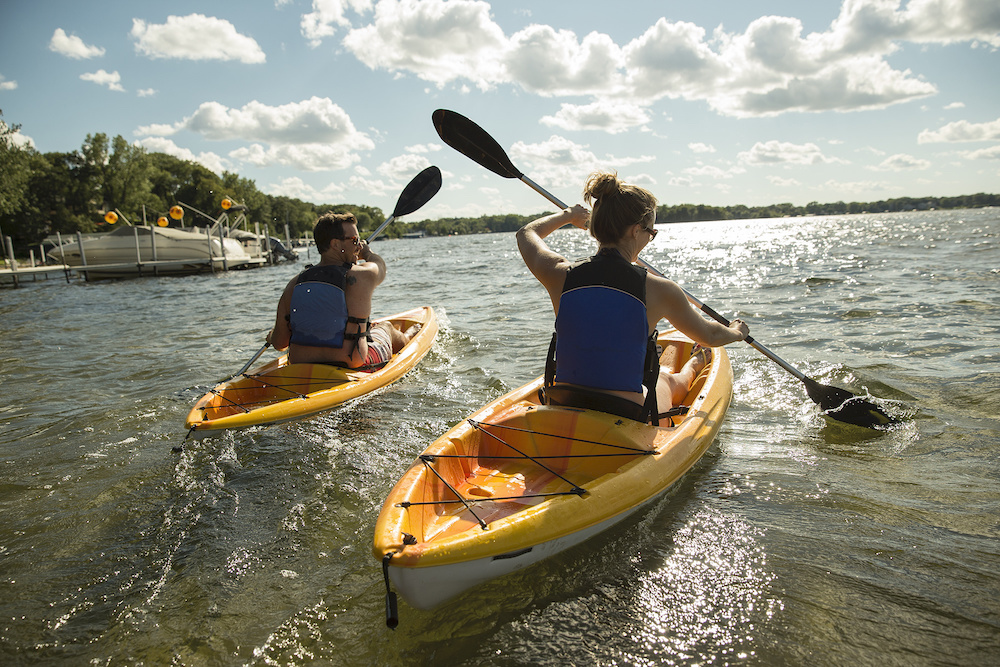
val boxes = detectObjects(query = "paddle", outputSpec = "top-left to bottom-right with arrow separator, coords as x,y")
365,165 -> 443,243
219,166 -> 442,385
432,109 -> 897,429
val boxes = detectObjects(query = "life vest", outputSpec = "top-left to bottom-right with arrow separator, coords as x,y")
288,263 -> 369,349
543,248 -> 661,423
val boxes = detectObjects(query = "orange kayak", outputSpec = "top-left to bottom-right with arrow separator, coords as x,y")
185,306 -> 437,437
373,330 -> 732,612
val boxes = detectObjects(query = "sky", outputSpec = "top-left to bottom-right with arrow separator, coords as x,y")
1,0 -> 998,223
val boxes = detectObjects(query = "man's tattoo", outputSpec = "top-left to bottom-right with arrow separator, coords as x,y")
346,275 -> 357,286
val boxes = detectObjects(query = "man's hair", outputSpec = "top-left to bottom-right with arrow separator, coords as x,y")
314,212 -> 358,252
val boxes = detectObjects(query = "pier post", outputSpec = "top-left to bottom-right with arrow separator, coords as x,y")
133,227 -> 143,276
150,224 -> 159,276
77,231 -> 90,282
4,236 -> 18,287
56,232 -> 70,283
205,227 -> 216,274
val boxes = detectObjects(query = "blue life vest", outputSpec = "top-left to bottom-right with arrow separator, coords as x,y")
288,263 -> 351,348
552,248 -> 650,392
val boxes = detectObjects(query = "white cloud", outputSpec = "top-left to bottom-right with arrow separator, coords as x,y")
944,102 -> 966,109
80,69 -> 125,92
689,142 -> 716,154
131,14 -> 266,63
266,176 -> 345,202
901,0 -> 1000,48
49,28 -> 105,59
136,98 -> 375,172
301,0 -> 374,47
918,116 -> 1000,143
739,140 -> 848,166
229,141 -> 365,171
869,153 -> 932,171
376,153 -> 432,180
136,136 -> 229,174
540,100 -> 650,133
503,25 -> 624,97
4,128 -> 34,149
331,0 -> 998,123
404,143 -> 441,153
507,134 -> 654,189
0,74 -> 16,91
342,0 -> 508,89
142,97 -> 374,147
768,175 -> 801,187
684,164 -> 744,179
137,88 -> 157,98
964,145 -> 1000,160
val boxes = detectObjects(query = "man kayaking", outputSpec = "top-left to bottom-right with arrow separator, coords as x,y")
516,171 -> 750,422
267,212 -> 417,368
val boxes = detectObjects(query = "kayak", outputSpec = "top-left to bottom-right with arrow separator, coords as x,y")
185,306 -> 437,438
373,330 -> 732,612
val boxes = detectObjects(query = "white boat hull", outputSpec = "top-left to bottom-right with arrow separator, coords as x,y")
47,226 -> 251,277
388,490 -> 663,610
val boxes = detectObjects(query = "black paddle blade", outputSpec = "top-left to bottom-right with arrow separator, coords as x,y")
393,165 -> 442,218
432,109 -> 523,180
803,377 -> 898,428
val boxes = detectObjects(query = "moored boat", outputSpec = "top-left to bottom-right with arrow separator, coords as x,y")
372,330 -> 732,613
185,306 -> 437,438
47,225 -> 252,278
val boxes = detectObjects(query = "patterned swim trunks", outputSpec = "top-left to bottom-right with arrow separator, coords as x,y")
364,323 -> 393,367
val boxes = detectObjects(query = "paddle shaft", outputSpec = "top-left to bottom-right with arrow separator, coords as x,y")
366,214 -> 397,244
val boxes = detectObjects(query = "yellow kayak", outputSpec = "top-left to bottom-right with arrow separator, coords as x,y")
373,330 -> 732,613
185,306 -> 437,437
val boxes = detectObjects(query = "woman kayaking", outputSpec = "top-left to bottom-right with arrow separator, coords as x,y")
516,171 -> 750,423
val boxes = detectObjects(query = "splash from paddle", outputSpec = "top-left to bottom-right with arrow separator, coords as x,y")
432,109 -> 897,429
216,166 -> 443,386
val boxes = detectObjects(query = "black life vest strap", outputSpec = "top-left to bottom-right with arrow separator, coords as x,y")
641,331 -> 660,426
343,316 -> 372,356
543,331 -> 558,388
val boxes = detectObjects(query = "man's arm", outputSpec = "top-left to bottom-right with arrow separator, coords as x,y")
358,241 -> 387,286
267,277 -> 296,350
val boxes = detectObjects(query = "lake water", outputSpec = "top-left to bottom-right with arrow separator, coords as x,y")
1,209 -> 998,665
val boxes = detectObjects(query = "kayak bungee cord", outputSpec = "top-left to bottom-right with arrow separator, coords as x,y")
414,456 -> 489,529
469,419 -> 659,455
470,420 -> 587,496
397,418 -> 665,514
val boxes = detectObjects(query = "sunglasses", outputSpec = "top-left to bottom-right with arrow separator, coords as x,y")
641,223 -> 657,240
338,235 -> 360,246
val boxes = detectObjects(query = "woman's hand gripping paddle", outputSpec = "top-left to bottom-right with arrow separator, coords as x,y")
432,109 -> 897,429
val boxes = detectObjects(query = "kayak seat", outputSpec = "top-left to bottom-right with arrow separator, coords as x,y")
539,384 -> 646,422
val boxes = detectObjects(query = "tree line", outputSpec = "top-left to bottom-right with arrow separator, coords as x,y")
1,111 -> 384,256
3,111 -> 997,256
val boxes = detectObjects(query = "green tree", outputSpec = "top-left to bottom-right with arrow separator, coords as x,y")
103,135 -> 156,223
0,111 -> 33,220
